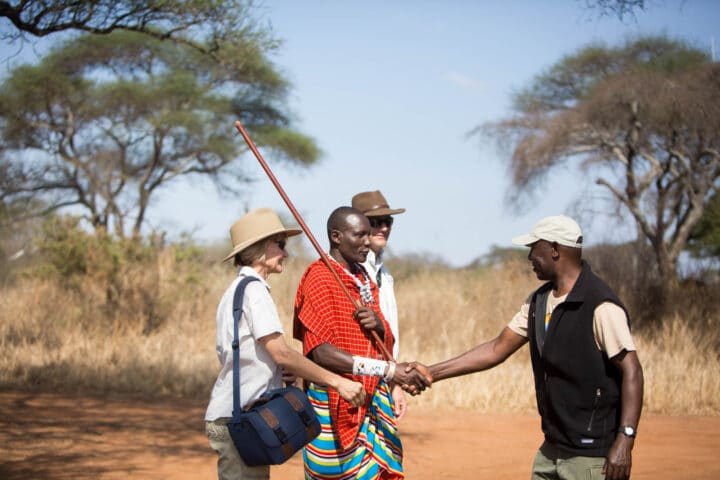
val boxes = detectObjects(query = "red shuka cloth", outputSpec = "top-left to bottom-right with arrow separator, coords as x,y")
293,258 -> 394,451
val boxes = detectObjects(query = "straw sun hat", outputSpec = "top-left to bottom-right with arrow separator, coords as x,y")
222,208 -> 302,262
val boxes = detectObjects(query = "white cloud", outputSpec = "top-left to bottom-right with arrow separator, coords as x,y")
443,71 -> 486,90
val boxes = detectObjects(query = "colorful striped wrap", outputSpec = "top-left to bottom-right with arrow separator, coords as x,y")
294,259 -> 394,450
303,382 -> 403,480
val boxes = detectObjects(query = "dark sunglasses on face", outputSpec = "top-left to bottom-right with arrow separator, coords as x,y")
275,238 -> 287,250
368,216 -> 394,228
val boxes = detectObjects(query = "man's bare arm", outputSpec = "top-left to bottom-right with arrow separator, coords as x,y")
604,350 -> 644,480
428,327 -> 527,382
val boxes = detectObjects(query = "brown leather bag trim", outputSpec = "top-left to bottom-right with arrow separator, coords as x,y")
259,408 -> 279,429
284,391 -> 304,412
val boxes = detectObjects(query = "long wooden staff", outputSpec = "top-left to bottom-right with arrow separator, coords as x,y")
234,120 -> 394,362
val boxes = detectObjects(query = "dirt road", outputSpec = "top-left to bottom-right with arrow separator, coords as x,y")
1,391 -> 718,479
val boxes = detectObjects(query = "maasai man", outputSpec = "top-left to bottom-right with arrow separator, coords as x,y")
293,206 -> 432,480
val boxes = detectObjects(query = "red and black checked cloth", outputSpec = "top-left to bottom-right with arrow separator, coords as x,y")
293,258 -> 395,451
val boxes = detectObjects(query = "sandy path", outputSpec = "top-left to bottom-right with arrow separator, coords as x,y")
1,391 -> 718,479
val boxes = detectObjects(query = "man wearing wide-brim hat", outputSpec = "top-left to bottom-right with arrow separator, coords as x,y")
351,190 -> 406,420
351,190 -> 404,359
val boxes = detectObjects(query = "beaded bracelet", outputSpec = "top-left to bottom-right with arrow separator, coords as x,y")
352,356 -> 389,377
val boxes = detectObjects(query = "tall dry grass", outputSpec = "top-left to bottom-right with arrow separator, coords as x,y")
1,250 -> 719,415
395,261 -> 538,413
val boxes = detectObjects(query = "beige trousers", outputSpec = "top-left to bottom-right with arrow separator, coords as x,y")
531,441 -> 606,480
206,418 -> 270,480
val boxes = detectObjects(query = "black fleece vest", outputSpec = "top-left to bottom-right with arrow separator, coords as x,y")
528,261 -> 628,457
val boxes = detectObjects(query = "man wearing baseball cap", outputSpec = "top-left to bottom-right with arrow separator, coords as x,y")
424,214 -> 644,480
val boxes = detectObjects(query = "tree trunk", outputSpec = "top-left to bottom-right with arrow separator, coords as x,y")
651,240 -> 680,316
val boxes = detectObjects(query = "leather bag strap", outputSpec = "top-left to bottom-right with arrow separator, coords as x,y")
232,276 -> 261,417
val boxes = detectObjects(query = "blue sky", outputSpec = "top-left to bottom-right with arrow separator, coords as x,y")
3,1 -> 720,266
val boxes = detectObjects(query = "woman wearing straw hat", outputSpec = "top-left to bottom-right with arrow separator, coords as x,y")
205,208 -> 366,480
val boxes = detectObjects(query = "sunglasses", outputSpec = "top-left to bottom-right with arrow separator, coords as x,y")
368,216 -> 394,228
274,238 -> 287,250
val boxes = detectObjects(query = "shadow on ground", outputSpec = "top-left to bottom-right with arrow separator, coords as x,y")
3,391 -> 720,480
0,392 -> 209,480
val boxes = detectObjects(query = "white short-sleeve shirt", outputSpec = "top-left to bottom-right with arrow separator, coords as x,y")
507,293 -> 636,358
205,267 -> 284,420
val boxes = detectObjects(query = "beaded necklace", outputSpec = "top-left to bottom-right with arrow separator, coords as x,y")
329,256 -> 374,305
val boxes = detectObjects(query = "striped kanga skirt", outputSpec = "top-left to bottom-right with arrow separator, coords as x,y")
303,381 -> 403,480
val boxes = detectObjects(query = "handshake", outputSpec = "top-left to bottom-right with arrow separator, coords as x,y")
352,307 -> 432,394
389,361 -> 432,396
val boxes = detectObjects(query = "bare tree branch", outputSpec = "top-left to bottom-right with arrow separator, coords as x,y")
480,36 -> 719,291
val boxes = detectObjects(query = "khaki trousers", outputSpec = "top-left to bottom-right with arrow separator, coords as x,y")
206,418 -> 270,480
531,441 -> 606,480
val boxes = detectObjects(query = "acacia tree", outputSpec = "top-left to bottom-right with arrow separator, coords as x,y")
0,30 -> 319,238
0,1 -> 264,59
482,36 -> 720,293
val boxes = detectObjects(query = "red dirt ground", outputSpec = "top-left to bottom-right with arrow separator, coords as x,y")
1,391 -> 718,479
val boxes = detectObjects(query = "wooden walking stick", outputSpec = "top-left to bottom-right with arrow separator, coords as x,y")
233,120 -> 394,362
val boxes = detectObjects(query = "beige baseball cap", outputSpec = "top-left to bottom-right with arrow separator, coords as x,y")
512,215 -> 583,248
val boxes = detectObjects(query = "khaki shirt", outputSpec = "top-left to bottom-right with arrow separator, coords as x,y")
507,292 -> 636,358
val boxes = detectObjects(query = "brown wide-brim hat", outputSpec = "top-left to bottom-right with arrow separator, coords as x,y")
222,208 -> 302,262
351,190 -> 405,217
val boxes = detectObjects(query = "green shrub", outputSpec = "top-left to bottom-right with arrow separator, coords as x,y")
27,215 -> 204,333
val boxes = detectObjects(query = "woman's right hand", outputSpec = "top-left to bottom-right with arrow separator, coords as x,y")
336,378 -> 366,407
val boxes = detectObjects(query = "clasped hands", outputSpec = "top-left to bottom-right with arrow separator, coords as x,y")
392,361 -> 432,396
354,306 -> 432,395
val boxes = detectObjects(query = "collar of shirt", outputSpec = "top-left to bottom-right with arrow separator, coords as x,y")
237,265 -> 271,291
364,249 -> 384,274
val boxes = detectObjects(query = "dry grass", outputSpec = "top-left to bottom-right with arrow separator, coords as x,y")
393,260 -> 537,412
1,253 -> 719,415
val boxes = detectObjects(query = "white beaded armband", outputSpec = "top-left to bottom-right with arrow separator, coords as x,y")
352,356 -> 389,378
384,362 -> 396,381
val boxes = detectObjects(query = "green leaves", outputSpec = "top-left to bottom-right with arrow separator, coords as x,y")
512,36 -> 711,114
0,24 -> 318,238
688,192 -> 720,259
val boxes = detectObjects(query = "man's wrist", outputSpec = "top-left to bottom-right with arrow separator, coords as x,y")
617,425 -> 637,438
384,362 -> 396,381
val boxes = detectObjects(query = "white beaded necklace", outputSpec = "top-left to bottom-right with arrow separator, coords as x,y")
330,256 -> 374,305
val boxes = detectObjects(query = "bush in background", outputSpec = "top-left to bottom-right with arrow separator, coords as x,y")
585,240 -> 720,340
29,215 -> 210,334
